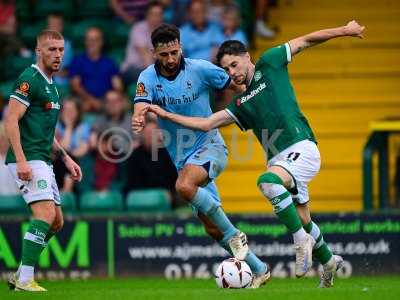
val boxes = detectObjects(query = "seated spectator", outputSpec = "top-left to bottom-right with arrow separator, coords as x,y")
46,13 -> 73,86
255,0 -> 275,38
0,122 -> 19,195
208,0 -> 230,24
109,0 -> 150,24
0,0 -> 31,58
124,118 -> 181,207
121,1 -> 164,85
69,27 -> 123,112
216,4 -> 248,46
180,0 -> 221,61
53,98 -> 90,192
90,90 -> 138,154
93,132 -> 118,191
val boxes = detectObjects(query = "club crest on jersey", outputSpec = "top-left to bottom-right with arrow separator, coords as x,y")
16,82 -> 30,97
186,81 -> 192,89
156,84 -> 163,91
44,101 -> 61,110
136,82 -> 148,97
254,71 -> 262,82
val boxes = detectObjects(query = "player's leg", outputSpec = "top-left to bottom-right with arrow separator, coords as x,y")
7,160 -> 57,291
176,144 -> 248,259
177,165 -> 245,253
257,166 -> 313,277
296,202 -> 343,287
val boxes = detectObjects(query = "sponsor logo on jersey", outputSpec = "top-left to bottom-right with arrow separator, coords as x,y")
136,82 -> 148,97
15,82 -> 30,97
254,71 -> 262,82
237,82 -> 266,105
44,101 -> 61,110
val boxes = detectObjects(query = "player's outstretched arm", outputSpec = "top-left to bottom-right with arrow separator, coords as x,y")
289,20 -> 365,56
147,105 -> 235,131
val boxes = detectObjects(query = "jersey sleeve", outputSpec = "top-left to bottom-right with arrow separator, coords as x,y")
198,60 -> 231,91
133,71 -> 154,104
225,98 -> 249,131
259,43 -> 292,68
9,74 -> 36,107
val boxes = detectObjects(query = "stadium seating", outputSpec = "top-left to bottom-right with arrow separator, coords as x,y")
80,191 -> 123,212
126,189 -> 171,213
60,192 -> 77,212
217,0 -> 400,212
0,195 -> 28,214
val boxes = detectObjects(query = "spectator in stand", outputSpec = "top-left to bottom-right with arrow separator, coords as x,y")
216,3 -> 248,45
255,0 -> 275,38
69,27 -> 123,112
124,118 -> 180,207
90,90 -> 138,154
208,0 -> 231,24
93,131 -> 118,191
0,0 -> 31,58
53,98 -> 90,192
0,122 -> 19,195
180,0 -> 221,61
109,0 -> 150,24
46,13 -> 73,86
121,1 -> 164,85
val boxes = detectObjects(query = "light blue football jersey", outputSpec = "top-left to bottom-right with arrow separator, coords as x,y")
133,58 -> 230,169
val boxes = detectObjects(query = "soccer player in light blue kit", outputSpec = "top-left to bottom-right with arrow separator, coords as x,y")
132,24 -> 270,288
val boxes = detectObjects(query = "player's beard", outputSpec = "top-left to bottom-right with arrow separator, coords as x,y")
162,63 -> 179,75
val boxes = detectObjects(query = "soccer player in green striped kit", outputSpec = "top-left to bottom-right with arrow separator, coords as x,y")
145,20 -> 365,287
5,30 -> 82,291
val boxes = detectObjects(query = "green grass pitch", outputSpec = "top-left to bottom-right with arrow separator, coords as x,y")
2,276 -> 400,300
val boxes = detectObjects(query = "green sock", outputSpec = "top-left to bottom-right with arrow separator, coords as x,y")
21,220 -> 50,266
304,221 -> 333,265
258,173 -> 303,233
275,200 -> 303,233
42,230 -> 56,249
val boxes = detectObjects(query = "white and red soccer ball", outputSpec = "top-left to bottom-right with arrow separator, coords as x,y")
215,258 -> 253,288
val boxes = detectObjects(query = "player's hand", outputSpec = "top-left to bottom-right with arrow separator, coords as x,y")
17,160 -> 32,181
63,155 -> 82,182
147,105 -> 168,119
344,20 -> 365,38
132,107 -> 148,133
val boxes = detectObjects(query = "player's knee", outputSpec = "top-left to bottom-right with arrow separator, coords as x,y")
31,201 -> 57,224
175,179 -> 196,201
257,172 -> 284,198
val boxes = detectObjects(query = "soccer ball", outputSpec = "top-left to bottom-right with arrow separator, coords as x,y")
215,258 -> 253,288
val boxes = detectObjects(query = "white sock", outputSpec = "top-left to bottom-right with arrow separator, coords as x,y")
293,228 -> 308,243
18,265 -> 34,283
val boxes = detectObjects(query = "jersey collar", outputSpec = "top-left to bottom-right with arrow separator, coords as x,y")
32,64 -> 53,84
154,57 -> 186,81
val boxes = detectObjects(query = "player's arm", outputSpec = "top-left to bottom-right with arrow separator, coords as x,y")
53,137 -> 82,181
289,20 -> 365,56
4,98 -> 31,180
147,105 -> 234,131
132,102 -> 150,133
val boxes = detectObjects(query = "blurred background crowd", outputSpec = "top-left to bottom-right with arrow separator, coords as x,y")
0,0 -> 278,210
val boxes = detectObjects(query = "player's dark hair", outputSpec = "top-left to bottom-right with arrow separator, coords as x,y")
151,23 -> 180,48
216,40 -> 248,65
